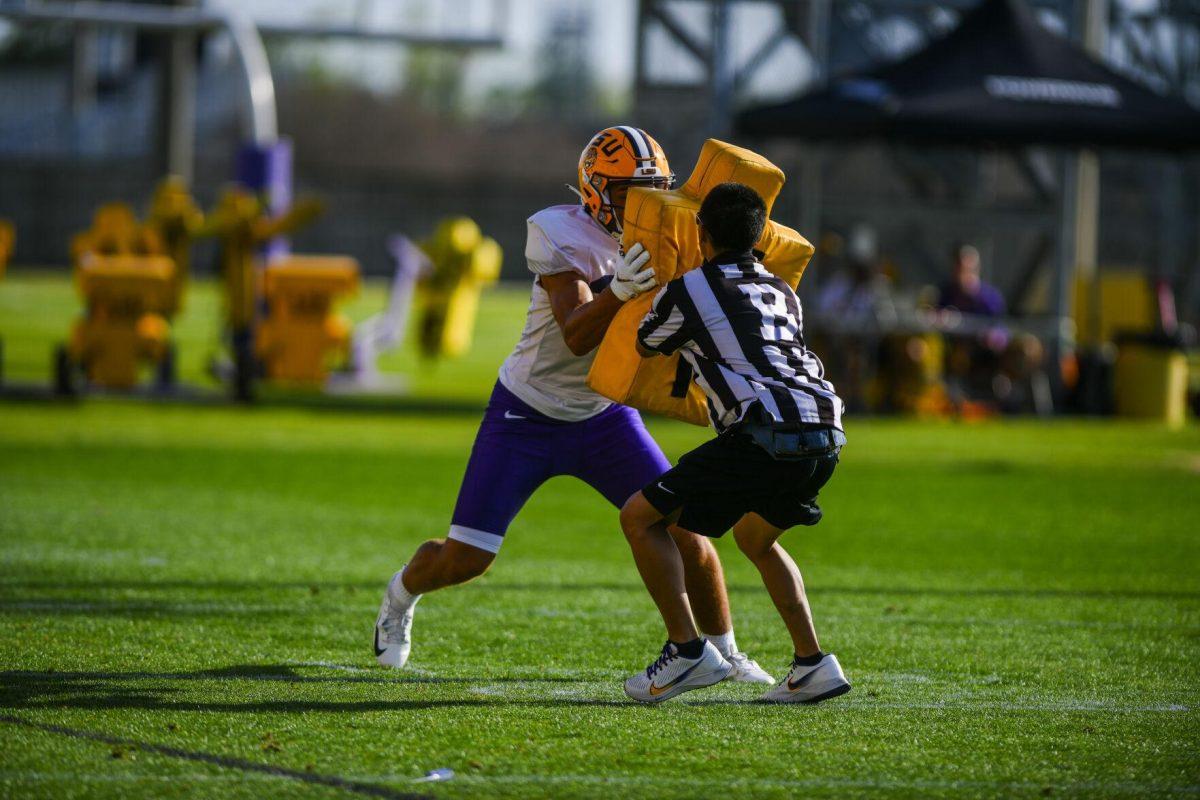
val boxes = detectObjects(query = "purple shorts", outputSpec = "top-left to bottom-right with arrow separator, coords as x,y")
447,381 -> 671,553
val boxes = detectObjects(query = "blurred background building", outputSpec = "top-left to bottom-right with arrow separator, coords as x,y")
1,0 -> 1197,416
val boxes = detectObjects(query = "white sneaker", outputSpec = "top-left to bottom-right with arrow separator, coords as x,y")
759,653 -> 851,704
374,569 -> 419,668
624,640 -> 732,703
723,651 -> 774,684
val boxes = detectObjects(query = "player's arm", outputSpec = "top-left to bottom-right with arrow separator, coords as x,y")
636,281 -> 692,358
542,272 -> 625,356
542,243 -> 657,357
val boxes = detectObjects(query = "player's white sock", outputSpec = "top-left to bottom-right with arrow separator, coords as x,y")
706,630 -> 737,658
707,629 -> 774,684
388,568 -> 419,607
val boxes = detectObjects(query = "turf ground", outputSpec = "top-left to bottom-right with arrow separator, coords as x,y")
1,270 -> 1198,799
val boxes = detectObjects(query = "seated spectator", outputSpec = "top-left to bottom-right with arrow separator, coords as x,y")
937,244 -> 1004,317
934,244 -> 1008,409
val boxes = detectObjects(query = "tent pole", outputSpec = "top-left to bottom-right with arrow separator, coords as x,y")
1054,0 -> 1106,409
1075,0 -> 1106,347
797,0 -> 830,285
1054,154 -> 1080,406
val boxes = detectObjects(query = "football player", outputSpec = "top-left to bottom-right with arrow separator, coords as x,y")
373,127 -> 770,684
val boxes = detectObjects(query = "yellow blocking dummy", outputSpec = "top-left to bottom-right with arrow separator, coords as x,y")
418,217 -> 502,359
587,139 -> 815,426
256,256 -> 360,384
147,177 -> 207,317
69,255 -> 175,389
205,188 -> 325,338
70,204 -> 164,267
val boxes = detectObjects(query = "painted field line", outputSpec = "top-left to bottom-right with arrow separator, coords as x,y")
289,661 -> 624,681
5,770 -> 1196,796
0,772 -> 276,783
461,688 -> 1192,713
0,662 -> 1188,712
0,600 -> 298,614
425,681 -> 1192,713
342,772 -> 1200,795
0,715 -> 429,800
832,699 -> 1192,713
287,660 -> 378,674
5,599 -> 1195,636
864,615 -> 1200,633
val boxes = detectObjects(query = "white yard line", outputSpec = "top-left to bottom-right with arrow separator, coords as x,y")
440,774 -> 1200,794
4,599 -> 1196,635
3,770 -> 1197,795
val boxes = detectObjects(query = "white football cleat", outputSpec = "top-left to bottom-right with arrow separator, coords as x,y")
723,651 -> 774,684
624,640 -> 732,703
374,569 -> 419,668
759,653 -> 851,704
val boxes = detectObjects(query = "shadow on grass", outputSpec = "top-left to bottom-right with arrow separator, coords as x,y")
0,383 -> 486,418
0,667 -> 652,715
0,664 -> 582,688
2,578 -> 1197,602
0,713 -> 431,800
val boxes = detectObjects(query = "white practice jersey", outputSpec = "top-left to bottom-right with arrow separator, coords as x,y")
498,204 -> 619,421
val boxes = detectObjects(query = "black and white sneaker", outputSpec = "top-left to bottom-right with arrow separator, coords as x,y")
760,653 -> 851,704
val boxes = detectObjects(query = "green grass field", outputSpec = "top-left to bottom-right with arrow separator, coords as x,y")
1,270 -> 1198,799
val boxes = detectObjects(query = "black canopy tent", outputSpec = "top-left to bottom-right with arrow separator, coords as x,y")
734,0 -> 1200,149
733,0 -> 1200,410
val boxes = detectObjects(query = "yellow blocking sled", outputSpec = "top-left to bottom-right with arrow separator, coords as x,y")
587,139 -> 815,426
256,255 -> 360,384
69,255 -> 175,389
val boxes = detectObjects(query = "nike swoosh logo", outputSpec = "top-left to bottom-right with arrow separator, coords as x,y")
373,628 -> 386,657
503,411 -> 526,420
786,667 -> 821,692
647,660 -> 700,696
655,482 -> 674,495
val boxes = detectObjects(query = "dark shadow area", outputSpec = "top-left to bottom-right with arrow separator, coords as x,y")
486,583 -> 1200,602
0,579 -> 381,592
0,668 -> 643,715
0,665 -> 582,687
0,713 -> 431,800
0,600 -> 300,620
0,386 -> 486,418
3,579 -> 1196,603
253,392 -> 486,418
935,459 -> 1018,474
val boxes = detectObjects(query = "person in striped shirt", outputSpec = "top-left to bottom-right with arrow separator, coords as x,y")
619,182 -> 852,705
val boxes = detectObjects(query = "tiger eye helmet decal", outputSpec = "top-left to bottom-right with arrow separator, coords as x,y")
577,126 -> 674,239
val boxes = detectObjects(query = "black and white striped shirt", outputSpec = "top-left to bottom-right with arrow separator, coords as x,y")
637,252 -> 843,433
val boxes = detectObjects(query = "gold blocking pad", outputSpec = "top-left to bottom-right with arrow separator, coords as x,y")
587,138 -> 815,426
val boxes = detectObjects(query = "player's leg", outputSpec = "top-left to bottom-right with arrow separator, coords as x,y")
664,525 -> 769,682
577,405 -> 769,681
731,513 -> 820,657
618,490 -> 732,703
374,539 -> 495,669
666,524 -> 730,638
737,453 -> 851,704
618,491 -> 696,644
375,386 -> 555,668
401,538 -> 496,595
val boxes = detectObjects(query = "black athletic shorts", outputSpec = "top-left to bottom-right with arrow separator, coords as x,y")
641,427 -> 840,538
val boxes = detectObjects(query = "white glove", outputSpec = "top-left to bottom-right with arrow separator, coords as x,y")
610,242 -> 656,302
